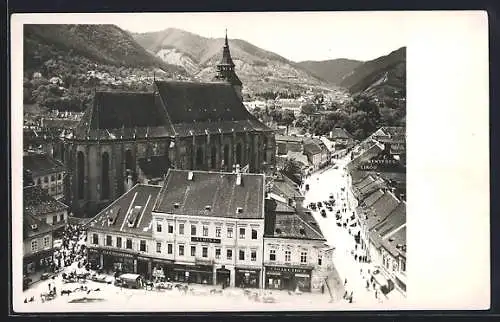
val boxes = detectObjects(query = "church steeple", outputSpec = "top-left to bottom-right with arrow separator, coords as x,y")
214,30 -> 243,96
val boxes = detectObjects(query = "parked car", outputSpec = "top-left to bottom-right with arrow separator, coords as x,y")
115,273 -> 144,289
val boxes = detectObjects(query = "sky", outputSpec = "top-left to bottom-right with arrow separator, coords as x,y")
105,12 -> 408,62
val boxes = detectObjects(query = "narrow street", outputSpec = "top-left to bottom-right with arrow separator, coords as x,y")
302,156 -> 405,306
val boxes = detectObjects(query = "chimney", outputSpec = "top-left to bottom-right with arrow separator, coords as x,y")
188,171 -> 194,181
236,173 -> 242,186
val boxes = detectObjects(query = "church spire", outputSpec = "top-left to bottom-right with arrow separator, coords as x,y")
213,29 -> 243,100
225,28 -> 228,47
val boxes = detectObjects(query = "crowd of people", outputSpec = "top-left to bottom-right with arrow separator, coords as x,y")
24,223 -> 89,304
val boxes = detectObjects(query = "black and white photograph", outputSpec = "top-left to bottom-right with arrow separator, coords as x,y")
11,11 -> 489,312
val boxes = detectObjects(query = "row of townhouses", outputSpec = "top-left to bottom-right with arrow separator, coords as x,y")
85,169 -> 331,292
345,126 -> 407,296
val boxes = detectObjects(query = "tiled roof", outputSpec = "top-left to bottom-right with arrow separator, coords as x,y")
330,127 -> 354,140
286,151 -> 309,167
155,81 -> 260,125
42,118 -> 80,130
24,185 -> 68,215
271,173 -> 303,200
137,155 -> 171,180
74,91 -> 175,140
347,144 -> 384,172
363,192 -> 401,231
270,208 -> 326,241
274,199 -> 296,213
303,141 -> 322,155
24,212 -> 53,240
154,169 -> 265,219
381,226 -> 406,258
369,202 -> 406,251
88,184 -> 162,237
24,152 -> 65,177
361,189 -> 386,208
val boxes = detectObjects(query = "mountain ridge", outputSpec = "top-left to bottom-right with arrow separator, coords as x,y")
132,28 -> 328,94
296,58 -> 362,85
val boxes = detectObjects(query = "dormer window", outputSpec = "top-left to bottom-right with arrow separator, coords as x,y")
236,207 -> 243,214
299,228 -> 306,236
31,224 -> 38,230
188,171 -> 194,181
173,202 -> 180,209
205,205 -> 212,211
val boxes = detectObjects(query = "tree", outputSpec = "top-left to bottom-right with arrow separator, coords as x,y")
301,103 -> 316,115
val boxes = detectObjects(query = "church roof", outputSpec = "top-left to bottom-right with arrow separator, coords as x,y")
72,79 -> 271,141
155,81 -> 246,123
73,91 -> 175,140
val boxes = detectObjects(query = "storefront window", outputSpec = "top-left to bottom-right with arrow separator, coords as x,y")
191,246 -> 196,256
44,176 -> 48,183
53,215 -> 58,223
318,254 -> 322,266
140,240 -> 147,252
227,227 -> 233,238
203,226 -> 208,237
227,249 -> 233,260
31,239 -> 38,252
202,247 -> 208,258
116,237 -> 122,248
300,252 -> 307,263
106,235 -> 112,246
92,233 -> 99,245
252,229 -> 258,239
156,242 -> 162,253
215,248 -> 221,259
270,249 -> 276,261
156,222 -> 162,232
251,250 -> 257,262
168,243 -> 173,254
239,249 -> 245,260
239,228 -> 245,239
215,227 -> 221,237
191,225 -> 197,236
285,250 -> 291,262
58,173 -> 62,180
179,245 -> 185,256
179,223 -> 184,235
126,238 -> 132,249
168,224 -> 174,234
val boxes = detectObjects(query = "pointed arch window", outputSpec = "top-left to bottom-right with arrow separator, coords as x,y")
196,147 -> 204,167
76,151 -> 85,200
223,145 -> 229,168
211,146 -> 217,169
236,143 -> 242,165
101,152 -> 110,200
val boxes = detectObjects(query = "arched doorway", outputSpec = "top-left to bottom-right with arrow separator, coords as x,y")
211,146 -> 217,169
196,147 -> 204,168
76,151 -> 85,200
235,143 -> 242,166
101,152 -> 110,200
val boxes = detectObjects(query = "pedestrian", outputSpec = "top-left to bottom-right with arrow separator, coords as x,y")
366,280 -> 369,289
354,254 -> 357,261
321,284 -> 325,294
48,283 -> 51,291
375,290 -> 378,299
344,278 -> 347,286
343,290 -> 347,299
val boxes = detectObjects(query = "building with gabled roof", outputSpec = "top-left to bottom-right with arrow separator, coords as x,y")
23,212 -> 55,275
24,152 -> 66,200
63,34 -> 276,218
263,196 -> 330,293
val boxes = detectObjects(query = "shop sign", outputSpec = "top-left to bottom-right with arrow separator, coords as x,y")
266,266 -> 310,274
237,269 -> 258,274
358,157 -> 403,172
102,249 -> 135,258
191,237 -> 221,244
